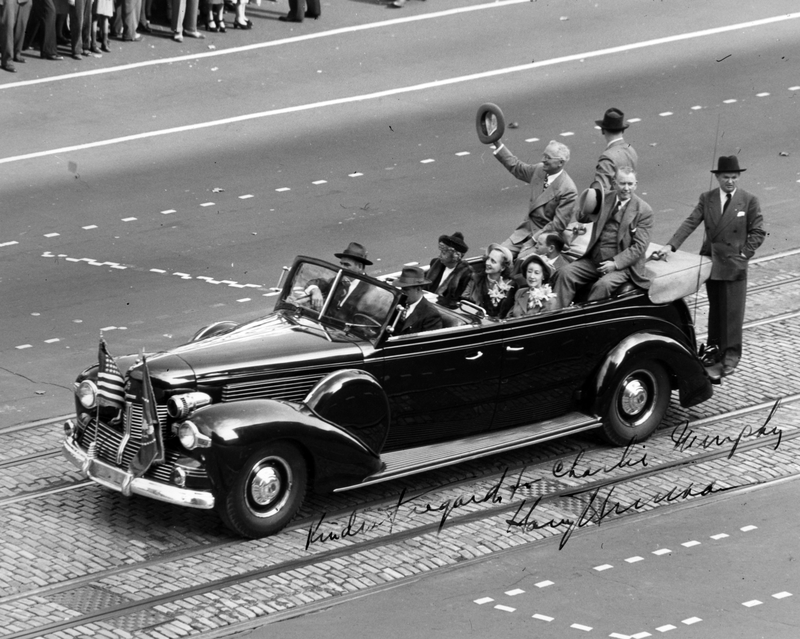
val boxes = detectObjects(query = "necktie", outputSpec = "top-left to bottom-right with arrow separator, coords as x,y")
611,200 -> 622,219
723,193 -> 731,213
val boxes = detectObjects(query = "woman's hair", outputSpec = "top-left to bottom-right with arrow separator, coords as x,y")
486,243 -> 514,278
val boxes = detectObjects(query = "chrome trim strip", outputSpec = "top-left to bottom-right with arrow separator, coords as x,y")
62,435 -> 214,509
117,402 -> 132,465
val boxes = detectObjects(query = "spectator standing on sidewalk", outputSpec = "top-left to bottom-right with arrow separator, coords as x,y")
1,0 -> 32,72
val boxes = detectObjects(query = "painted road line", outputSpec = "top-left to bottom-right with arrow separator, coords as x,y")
3,12 -> 800,164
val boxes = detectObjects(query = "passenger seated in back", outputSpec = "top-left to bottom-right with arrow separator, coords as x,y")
462,243 -> 518,319
511,254 -> 557,317
393,266 -> 443,335
425,231 -> 472,309
532,232 -> 569,271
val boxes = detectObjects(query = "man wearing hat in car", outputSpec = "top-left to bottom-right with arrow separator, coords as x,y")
654,156 -> 765,381
593,108 -> 638,192
491,138 -> 578,258
551,166 -> 652,308
303,241 -> 373,310
394,266 -> 443,335
425,231 -> 473,309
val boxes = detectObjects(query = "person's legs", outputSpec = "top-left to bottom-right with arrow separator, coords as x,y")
551,258 -> 597,308
1,0 -> 18,68
716,277 -> 747,370
13,0 -> 32,59
586,270 -> 630,301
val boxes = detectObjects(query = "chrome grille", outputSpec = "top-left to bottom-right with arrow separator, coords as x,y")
221,373 -> 325,403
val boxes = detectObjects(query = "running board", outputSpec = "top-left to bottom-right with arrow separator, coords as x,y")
334,412 -> 601,491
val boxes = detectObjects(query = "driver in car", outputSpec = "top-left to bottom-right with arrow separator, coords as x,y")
299,242 -> 373,311
393,266 -> 443,335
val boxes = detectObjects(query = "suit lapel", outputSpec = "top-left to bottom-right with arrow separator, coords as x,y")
707,189 -> 737,242
530,167 -> 556,208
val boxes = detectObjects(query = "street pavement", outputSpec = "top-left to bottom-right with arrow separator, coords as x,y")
240,477 -> 800,639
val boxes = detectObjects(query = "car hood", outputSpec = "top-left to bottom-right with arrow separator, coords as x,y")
150,312 -> 365,387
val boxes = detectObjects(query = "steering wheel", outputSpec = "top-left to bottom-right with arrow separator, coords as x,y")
352,313 -> 381,328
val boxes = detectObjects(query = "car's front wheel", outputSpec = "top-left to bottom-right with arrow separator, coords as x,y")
601,360 -> 670,446
220,442 -> 307,538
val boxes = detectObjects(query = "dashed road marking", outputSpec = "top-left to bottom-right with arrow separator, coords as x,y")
710,533 -> 729,539
200,202 -> 215,207
723,99 -> 737,103
121,217 -> 137,222
239,194 -> 254,199
82,225 -> 97,230
535,580 -> 554,588
44,233 -> 60,238
625,556 -> 644,563
659,112 -> 673,116
773,592 -> 792,599
494,605 -> 515,612
44,338 -> 60,343
455,151 -> 470,156
312,180 -> 327,185
655,624 -> 676,632
161,209 -> 176,214
681,617 -> 702,625
532,613 -> 553,622
594,564 -> 613,571
349,172 -> 363,177
15,344 -> 32,349
505,588 -> 524,596
742,599 -> 762,607
474,597 -> 493,605
652,548 -> 671,556
681,540 -> 701,548
276,187 -> 291,192
571,623 -> 592,631
0,241 -> 19,247
740,525 -> 758,532
420,158 -> 435,164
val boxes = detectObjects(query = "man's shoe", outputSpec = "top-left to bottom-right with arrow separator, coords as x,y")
2,62 -> 17,73
184,30 -> 205,38
43,54 -> 64,60
13,55 -> 25,63
278,14 -> 302,22
390,0 -> 406,6
704,362 -> 724,382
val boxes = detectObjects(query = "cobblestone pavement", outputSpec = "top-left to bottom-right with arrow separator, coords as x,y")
0,251 -> 799,639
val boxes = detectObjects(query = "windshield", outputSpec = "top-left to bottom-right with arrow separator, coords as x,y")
279,260 -> 398,340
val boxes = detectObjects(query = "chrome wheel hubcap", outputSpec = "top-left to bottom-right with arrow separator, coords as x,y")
620,379 -> 648,416
250,466 -> 281,506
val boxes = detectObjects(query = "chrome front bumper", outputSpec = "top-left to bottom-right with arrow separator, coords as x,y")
62,429 -> 215,510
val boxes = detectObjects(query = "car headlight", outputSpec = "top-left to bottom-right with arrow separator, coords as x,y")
178,420 -> 211,450
76,380 -> 98,409
168,392 -> 212,420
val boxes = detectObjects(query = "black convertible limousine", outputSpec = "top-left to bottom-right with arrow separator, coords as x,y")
63,250 -> 713,538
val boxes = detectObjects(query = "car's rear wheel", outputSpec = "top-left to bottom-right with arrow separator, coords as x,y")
601,360 -> 670,446
220,442 -> 307,538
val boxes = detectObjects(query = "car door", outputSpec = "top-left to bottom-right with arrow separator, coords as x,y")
494,306 -> 590,429
378,323 -> 503,452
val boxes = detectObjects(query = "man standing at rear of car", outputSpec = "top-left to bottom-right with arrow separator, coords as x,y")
654,156 -> 765,381
491,138 -> 577,259
592,107 -> 638,192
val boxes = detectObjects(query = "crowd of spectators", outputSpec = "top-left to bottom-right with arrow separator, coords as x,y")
0,0 -> 324,72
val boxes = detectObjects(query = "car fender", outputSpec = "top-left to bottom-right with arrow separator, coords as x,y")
589,332 -> 713,414
186,397 -> 383,494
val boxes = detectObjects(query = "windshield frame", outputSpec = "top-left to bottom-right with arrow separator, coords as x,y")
275,256 -> 403,344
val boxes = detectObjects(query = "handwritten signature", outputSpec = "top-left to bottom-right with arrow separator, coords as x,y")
306,400 -> 784,550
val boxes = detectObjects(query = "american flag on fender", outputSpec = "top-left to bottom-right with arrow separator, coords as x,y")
129,354 -> 165,477
97,337 -> 126,410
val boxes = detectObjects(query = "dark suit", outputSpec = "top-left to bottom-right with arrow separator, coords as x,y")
593,138 -> 638,191
494,144 -> 578,256
463,273 -> 518,319
552,192 -> 653,307
667,187 -> 765,367
426,258 -> 472,308
398,297 -> 442,335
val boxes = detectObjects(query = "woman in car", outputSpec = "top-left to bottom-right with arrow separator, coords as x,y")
462,243 -> 517,318
511,254 -> 557,317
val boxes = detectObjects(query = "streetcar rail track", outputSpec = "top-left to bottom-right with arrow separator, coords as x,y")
3,395 -> 798,639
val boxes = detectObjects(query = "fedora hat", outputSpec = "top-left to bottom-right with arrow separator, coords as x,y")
334,241 -> 373,266
711,155 -> 746,174
439,231 -> 468,254
577,187 -> 604,217
519,253 -> 554,284
595,107 -> 629,131
394,265 -> 431,288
